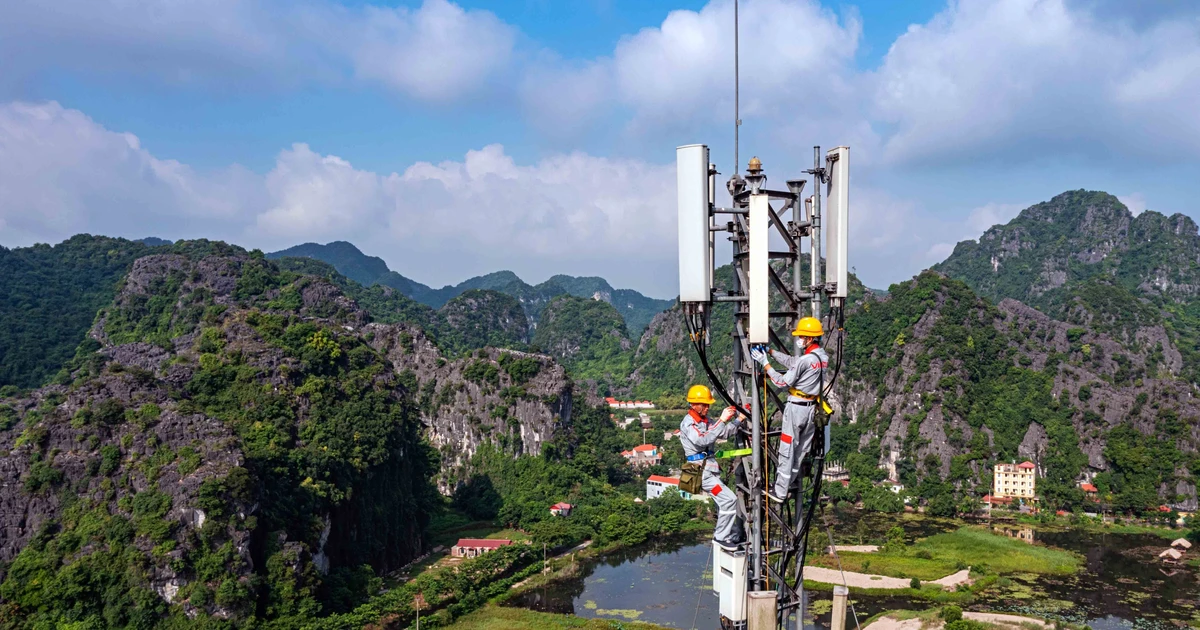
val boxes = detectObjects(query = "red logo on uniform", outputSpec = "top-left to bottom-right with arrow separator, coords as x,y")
711,485 -> 723,496
781,433 -> 793,444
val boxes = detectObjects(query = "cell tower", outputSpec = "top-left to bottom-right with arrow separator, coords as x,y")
676,142 -> 850,629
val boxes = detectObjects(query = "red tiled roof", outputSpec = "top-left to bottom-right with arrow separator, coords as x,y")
1159,505 -> 1172,512
648,475 -> 679,485
1017,461 -> 1035,469
455,539 -> 512,549
633,444 -> 657,452
551,502 -> 572,509
1080,483 -> 1097,492
983,494 -> 1014,504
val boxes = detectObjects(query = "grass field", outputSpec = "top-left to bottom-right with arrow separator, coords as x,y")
810,527 -> 1079,580
444,606 -> 672,629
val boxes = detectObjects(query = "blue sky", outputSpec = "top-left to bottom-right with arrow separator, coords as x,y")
2,0 -> 1198,297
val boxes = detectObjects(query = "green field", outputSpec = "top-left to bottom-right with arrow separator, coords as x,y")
445,606 -> 672,629
811,527 -> 1080,580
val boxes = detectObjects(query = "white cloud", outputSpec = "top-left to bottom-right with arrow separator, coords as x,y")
0,101 -> 258,245
966,202 -> 1025,234
0,0 -> 515,102
872,0 -> 1200,165
347,0 -> 516,101
520,0 -> 861,140
1118,192 -> 1147,216
0,100 -> 678,293
252,143 -> 676,264
925,242 -> 955,261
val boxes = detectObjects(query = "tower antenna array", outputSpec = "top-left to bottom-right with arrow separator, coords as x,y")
676,34 -> 850,621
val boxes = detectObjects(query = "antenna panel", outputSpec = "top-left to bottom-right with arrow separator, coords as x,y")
748,193 -> 769,343
677,144 -> 711,303
825,146 -> 849,298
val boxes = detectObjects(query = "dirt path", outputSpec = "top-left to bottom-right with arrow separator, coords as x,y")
860,616 -> 924,630
824,545 -> 880,554
963,612 -> 1051,628
803,566 -> 971,590
862,613 -> 1050,630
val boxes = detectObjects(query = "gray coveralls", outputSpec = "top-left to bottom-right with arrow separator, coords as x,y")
679,409 -> 742,545
764,344 -> 829,498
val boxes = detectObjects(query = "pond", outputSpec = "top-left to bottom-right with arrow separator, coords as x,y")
506,520 -> 1200,630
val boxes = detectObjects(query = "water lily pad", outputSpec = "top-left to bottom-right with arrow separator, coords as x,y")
596,608 -> 643,620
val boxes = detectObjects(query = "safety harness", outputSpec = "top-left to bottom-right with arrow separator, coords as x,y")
787,343 -> 832,413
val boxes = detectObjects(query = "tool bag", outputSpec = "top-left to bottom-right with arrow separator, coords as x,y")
679,461 -> 704,495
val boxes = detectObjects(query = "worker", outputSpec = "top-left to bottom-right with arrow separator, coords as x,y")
749,317 -> 828,503
679,384 -> 745,551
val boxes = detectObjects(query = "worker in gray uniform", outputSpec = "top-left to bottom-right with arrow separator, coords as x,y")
749,316 -> 828,503
679,384 -> 745,551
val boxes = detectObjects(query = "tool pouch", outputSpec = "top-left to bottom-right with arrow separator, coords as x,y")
679,462 -> 704,495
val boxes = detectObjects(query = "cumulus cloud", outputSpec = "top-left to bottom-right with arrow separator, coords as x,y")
872,0 -> 1200,165
1118,192 -> 1148,216
0,101 -> 677,293
0,101 -> 259,245
0,0 -> 514,102
521,0 -> 861,140
346,0 -> 516,101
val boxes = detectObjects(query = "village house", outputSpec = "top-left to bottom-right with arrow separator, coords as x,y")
549,502 -> 573,517
605,397 -> 656,410
982,494 -> 1014,507
451,539 -> 512,559
822,462 -> 850,484
622,444 -> 662,468
645,474 -> 707,501
993,461 -> 1037,500
1080,482 -> 1098,500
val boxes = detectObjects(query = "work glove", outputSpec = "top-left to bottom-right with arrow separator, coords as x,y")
719,406 -> 738,422
749,347 -> 770,366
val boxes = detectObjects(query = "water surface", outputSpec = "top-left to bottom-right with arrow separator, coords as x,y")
507,521 -> 1200,629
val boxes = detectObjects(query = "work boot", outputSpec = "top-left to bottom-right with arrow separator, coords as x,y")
715,539 -> 744,552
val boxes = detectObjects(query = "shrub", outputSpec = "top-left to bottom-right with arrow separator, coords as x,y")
909,577 -> 921,589
23,459 -> 63,493
941,605 -> 963,622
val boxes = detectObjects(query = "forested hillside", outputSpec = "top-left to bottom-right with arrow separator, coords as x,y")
267,241 -> 673,334
0,246 -> 591,626
0,236 -> 163,390
934,190 -> 1200,381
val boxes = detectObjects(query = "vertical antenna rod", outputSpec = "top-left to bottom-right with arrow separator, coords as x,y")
734,0 -> 740,174
811,146 -> 822,321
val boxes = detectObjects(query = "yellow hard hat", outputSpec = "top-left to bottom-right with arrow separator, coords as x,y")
791,317 -> 824,337
686,384 -> 716,405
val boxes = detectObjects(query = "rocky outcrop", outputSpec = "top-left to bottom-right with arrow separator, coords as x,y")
0,250 -> 578,623
0,369 -> 251,616
368,323 -> 570,491
836,271 -> 1200,504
